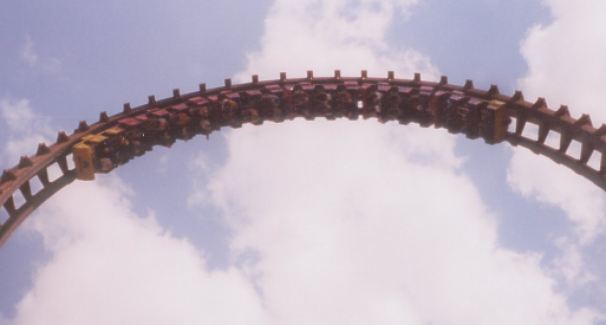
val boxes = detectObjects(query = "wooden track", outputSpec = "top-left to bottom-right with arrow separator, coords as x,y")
2,71 -> 605,247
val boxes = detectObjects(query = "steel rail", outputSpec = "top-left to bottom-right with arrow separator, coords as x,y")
1,71 -> 605,247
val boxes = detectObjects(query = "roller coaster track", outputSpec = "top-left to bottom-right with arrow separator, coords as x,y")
1,71 -> 605,247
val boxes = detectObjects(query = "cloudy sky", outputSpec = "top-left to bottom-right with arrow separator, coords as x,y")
1,0 -> 606,324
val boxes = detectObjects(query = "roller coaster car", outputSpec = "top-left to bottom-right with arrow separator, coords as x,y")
219,94 -> 242,128
241,106 -> 261,125
311,85 -> 331,118
239,90 -> 263,125
480,100 -> 508,144
429,91 -> 450,127
146,109 -> 169,130
72,126 -> 135,180
264,84 -> 284,96
99,126 -> 130,166
73,134 -> 111,181
118,116 -> 148,156
395,87 -> 416,125
278,88 -> 297,119
202,96 -> 223,127
187,98 -> 216,133
168,103 -> 192,127
292,84 -> 314,117
189,104 -> 210,120
143,109 -> 173,146
258,93 -> 282,122
149,104 -> 190,141
415,86 -> 435,127
344,80 -> 360,92
462,98 -> 484,139
288,85 -> 311,119
332,86 -> 355,119
72,130 -> 121,180
379,86 -> 401,123
444,93 -> 469,133
187,97 -> 210,117
344,82 -> 363,120
361,84 -> 381,119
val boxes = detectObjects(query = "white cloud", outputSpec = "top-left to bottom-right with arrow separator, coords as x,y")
1,99 -> 38,134
188,152 -> 215,207
154,153 -> 171,174
203,120 -> 598,324
9,176 -> 267,325
509,0 -> 606,257
0,98 -> 53,164
5,0 -> 600,324
235,0 -> 438,82
0,97 -> 266,324
200,0 -> 596,323
20,36 -> 38,67
508,150 -> 605,244
551,237 -> 596,286
519,0 -> 606,123
18,36 -> 61,74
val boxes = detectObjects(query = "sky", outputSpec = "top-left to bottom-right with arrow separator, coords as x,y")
1,0 -> 606,324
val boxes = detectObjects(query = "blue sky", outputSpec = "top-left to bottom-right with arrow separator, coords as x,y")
1,0 -> 606,324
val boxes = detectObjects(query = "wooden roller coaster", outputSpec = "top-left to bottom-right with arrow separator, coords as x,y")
1,71 -> 605,247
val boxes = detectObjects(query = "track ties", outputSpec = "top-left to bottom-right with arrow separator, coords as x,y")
537,123 -> 550,144
515,115 -> 527,137
555,105 -> 570,117
123,103 -> 132,114
3,72 -> 606,248
595,124 -> 606,136
56,131 -> 69,144
306,71 -> 314,81
531,98 -> 547,110
17,156 -> 33,169
487,85 -> 500,97
99,112 -> 110,123
580,142 -> 594,164
37,169 -> 50,186
559,131 -> 573,153
1,170 -> 17,184
575,114 -> 592,127
56,156 -> 69,174
463,79 -> 473,90
173,89 -> 181,98
19,182 -> 32,201
36,143 -> 51,156
510,90 -> 524,103
77,121 -> 89,133
3,197 -> 16,216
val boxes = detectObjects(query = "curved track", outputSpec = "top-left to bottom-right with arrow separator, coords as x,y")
1,71 -> 605,246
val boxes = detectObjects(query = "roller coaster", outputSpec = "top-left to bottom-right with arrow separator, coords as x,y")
1,71 -> 605,247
